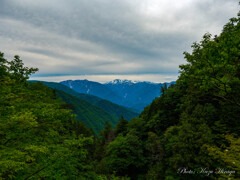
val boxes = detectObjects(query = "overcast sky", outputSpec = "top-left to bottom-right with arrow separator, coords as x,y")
0,0 -> 239,83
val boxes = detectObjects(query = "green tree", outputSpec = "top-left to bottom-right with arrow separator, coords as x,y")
146,132 -> 164,180
115,115 -> 128,136
104,132 -> 146,179
0,53 -> 97,179
8,55 -> 38,83
0,52 -> 8,77
160,9 -> 240,179
164,110 -> 214,179
206,135 -> 240,180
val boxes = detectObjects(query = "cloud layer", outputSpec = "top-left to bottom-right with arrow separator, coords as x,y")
0,0 -> 239,82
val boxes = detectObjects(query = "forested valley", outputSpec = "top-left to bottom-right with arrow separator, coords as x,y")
0,10 -> 240,180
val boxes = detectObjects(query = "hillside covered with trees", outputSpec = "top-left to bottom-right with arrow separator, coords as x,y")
0,9 -> 240,180
30,81 -> 139,121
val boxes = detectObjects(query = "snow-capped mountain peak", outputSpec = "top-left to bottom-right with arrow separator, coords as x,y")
106,79 -> 138,85
105,79 -> 160,85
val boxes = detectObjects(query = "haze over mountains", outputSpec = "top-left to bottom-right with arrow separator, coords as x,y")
60,79 -> 175,111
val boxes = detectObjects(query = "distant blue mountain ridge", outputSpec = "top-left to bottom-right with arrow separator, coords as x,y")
60,79 -> 175,111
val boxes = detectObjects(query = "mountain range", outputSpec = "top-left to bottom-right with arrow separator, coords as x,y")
30,81 -> 139,132
60,79 -> 175,111
30,79 -> 175,131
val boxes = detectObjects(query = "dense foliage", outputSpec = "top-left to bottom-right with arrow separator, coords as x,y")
0,53 -> 97,179
1,8 -> 240,180
98,11 -> 240,180
0,53 -> 126,179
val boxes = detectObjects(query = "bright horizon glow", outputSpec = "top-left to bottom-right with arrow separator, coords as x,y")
30,73 -> 178,83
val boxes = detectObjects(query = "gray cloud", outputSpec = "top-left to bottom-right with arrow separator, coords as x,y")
0,0 -> 239,82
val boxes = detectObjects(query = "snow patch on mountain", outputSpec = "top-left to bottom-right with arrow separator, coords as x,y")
105,79 -> 158,85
